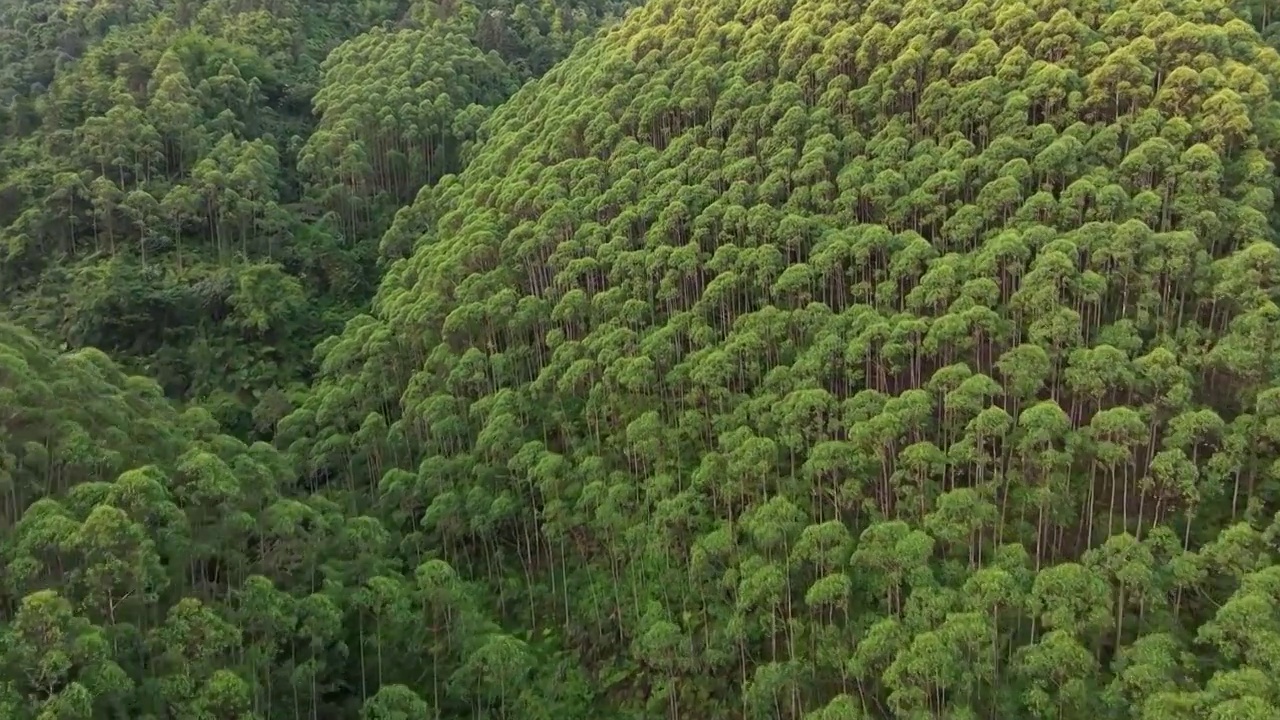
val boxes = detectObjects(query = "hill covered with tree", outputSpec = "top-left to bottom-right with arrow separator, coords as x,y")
0,0 -> 640,435
0,323 -> 588,718
7,0 -> 1280,718
283,0 -> 1280,716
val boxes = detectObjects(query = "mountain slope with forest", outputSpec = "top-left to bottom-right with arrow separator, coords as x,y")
7,0 -> 1280,719
0,0 -> 639,436
284,0 -> 1280,716
0,323 -> 583,719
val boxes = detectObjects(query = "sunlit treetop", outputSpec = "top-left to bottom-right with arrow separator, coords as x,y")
273,3 -> 1280,715
290,0 -> 1280,477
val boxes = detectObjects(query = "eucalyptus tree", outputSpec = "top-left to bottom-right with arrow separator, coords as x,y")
284,0 -> 1280,716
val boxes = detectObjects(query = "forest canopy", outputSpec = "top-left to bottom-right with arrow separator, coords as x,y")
6,0 -> 1280,719
0,0 -> 639,435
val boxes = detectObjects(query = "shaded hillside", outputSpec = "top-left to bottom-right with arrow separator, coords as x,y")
0,0 -> 640,435
0,322 -> 588,719
4,0 -> 1280,718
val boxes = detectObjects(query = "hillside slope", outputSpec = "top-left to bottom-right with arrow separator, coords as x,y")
279,0 -> 1280,716
0,0 -> 640,436
0,322 -> 299,717
0,321 -> 587,719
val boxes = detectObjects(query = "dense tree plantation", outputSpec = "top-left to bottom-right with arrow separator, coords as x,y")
0,0 -> 638,434
7,0 -> 1280,718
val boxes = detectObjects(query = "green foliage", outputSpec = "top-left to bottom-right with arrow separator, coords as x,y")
280,0 -> 1280,716
0,323 -> 578,718
0,0 -> 637,436
7,0 -> 1280,719
298,24 -> 517,239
